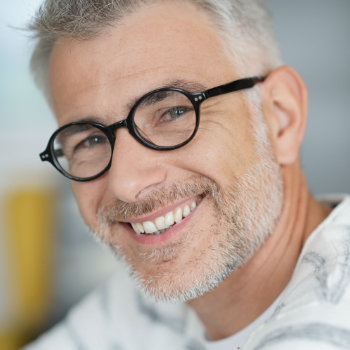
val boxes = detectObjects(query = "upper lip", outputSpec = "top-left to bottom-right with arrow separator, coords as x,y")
119,195 -> 202,224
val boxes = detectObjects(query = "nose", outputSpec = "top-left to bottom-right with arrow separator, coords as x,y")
107,128 -> 167,203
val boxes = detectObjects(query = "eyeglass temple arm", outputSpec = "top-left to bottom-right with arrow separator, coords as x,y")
40,150 -> 51,162
40,149 -> 63,162
203,76 -> 266,99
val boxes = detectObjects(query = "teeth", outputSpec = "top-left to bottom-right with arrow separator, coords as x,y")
155,216 -> 166,230
130,200 -> 199,235
165,211 -> 175,226
131,223 -> 141,234
183,205 -> 190,217
136,223 -> 144,234
174,207 -> 182,224
143,221 -> 157,234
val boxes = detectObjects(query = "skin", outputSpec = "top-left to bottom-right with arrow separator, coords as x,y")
49,1 -> 332,341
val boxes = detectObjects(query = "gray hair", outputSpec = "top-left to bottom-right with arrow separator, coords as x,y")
28,0 -> 282,101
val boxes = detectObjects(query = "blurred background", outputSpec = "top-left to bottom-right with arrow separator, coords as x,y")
0,0 -> 349,349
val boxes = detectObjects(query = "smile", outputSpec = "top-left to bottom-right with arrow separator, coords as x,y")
129,200 -> 198,235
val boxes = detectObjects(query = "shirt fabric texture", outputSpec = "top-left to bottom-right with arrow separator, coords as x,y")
23,195 -> 350,350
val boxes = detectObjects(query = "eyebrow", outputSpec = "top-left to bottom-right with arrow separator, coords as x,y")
70,116 -> 108,125
56,122 -> 94,145
73,79 -> 208,124
126,79 -> 208,110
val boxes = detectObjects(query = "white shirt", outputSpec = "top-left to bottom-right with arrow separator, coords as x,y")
23,195 -> 350,350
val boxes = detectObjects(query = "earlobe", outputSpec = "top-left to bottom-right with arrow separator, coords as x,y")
261,66 -> 308,165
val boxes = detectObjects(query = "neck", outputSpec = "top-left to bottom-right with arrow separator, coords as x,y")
187,162 -> 332,340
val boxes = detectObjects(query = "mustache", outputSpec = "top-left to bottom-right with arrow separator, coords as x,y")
97,175 -> 219,223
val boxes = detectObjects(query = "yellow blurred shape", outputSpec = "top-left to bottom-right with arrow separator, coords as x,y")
0,331 -> 24,350
5,186 -> 57,328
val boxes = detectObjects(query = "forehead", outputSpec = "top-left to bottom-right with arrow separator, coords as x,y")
49,1 -> 239,123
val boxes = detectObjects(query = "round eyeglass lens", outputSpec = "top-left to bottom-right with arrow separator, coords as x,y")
133,90 -> 197,147
52,123 -> 112,179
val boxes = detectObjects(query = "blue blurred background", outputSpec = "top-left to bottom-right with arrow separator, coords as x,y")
0,0 -> 349,348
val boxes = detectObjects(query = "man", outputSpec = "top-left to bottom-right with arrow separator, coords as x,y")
24,0 -> 350,349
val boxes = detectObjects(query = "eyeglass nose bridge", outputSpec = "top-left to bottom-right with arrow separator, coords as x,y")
109,119 -> 128,133
105,118 -> 129,145
106,117 -> 143,155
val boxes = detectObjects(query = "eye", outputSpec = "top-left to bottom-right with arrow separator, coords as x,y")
160,106 -> 193,122
73,134 -> 109,153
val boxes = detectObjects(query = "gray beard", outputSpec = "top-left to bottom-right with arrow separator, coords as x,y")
92,105 -> 284,303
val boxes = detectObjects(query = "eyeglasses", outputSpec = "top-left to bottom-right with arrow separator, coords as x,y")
40,76 -> 266,182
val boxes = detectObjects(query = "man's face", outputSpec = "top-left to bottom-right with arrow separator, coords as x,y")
49,1 -> 283,302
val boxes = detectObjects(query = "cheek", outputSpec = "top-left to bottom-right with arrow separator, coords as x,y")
179,113 -> 257,186
71,179 -> 107,228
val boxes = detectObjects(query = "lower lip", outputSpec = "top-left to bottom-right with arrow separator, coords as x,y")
124,199 -> 203,245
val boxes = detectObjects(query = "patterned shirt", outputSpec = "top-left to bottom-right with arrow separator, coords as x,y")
23,195 -> 350,350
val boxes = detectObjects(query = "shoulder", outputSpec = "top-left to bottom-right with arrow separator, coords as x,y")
21,271 -> 134,350
22,268 -> 193,350
244,195 -> 350,350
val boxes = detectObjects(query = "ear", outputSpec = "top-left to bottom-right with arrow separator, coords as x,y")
261,66 -> 308,165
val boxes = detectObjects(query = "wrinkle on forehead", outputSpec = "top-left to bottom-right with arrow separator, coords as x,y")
49,0 -> 239,126
57,78 -> 208,126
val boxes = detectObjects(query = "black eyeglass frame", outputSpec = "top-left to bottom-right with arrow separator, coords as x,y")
40,76 -> 266,182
